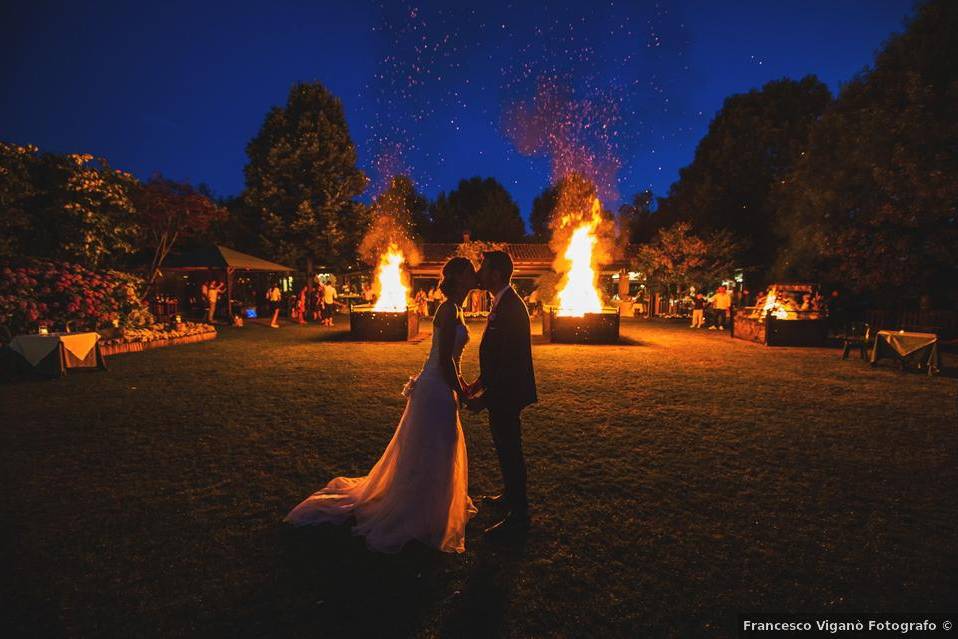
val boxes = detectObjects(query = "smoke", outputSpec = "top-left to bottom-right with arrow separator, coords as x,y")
358,175 -> 423,268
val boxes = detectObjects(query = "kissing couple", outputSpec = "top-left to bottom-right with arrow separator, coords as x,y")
284,251 -> 538,553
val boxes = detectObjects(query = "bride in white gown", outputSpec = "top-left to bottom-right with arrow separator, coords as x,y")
285,257 -> 479,553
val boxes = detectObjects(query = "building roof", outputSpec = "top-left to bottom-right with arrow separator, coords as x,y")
162,245 -> 293,272
411,241 -> 632,278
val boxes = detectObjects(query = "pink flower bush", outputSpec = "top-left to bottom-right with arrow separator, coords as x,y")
0,260 -> 152,333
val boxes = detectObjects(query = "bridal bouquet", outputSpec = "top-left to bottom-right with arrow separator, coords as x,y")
401,373 -> 420,398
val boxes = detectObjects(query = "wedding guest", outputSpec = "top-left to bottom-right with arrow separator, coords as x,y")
266,284 -> 282,328
311,282 -> 324,321
415,289 -> 429,317
321,280 -> 337,326
711,285 -> 732,330
295,286 -> 308,324
206,279 -> 225,323
691,293 -> 706,328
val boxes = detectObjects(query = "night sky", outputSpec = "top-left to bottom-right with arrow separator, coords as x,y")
2,0 -> 914,223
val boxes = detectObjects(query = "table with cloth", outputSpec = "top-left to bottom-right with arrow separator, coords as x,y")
8,332 -> 106,378
869,330 -> 940,375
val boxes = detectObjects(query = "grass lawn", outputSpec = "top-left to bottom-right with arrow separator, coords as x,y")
2,316 -> 956,637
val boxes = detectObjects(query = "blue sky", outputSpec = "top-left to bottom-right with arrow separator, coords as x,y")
1,0 -> 916,223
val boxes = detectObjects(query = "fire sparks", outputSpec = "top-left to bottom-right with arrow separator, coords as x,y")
371,244 -> 409,312
555,199 -> 604,317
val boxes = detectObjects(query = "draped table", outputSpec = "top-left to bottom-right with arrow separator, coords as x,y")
8,332 -> 106,378
869,330 -> 940,376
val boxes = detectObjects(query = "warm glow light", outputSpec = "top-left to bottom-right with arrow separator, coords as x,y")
555,199 -> 604,317
761,289 -> 789,319
371,244 -> 409,312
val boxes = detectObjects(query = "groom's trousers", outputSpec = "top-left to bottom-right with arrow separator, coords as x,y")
489,404 -> 528,516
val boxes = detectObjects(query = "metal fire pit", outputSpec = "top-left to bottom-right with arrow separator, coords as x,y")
349,306 -> 419,341
732,308 -> 826,346
542,307 -> 620,344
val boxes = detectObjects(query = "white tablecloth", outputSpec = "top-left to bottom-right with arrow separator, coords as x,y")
9,332 -> 99,366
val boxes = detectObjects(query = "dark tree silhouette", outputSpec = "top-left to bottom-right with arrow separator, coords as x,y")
242,82 -> 367,270
774,0 -> 958,304
657,76 -> 832,280
617,190 -> 662,245
427,177 -> 525,242
530,184 -> 559,241
134,175 -> 227,295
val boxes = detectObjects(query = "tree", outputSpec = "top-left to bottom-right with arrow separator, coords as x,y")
0,142 -> 140,268
427,177 -> 526,242
774,0 -> 958,304
617,190 -> 663,245
242,82 -> 368,270
656,76 -> 832,279
133,175 -> 227,295
530,184 -> 559,241
632,222 -> 740,294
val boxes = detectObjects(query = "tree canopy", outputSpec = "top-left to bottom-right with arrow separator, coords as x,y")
426,176 -> 526,242
0,142 -> 140,269
134,175 -> 227,294
774,0 -> 958,304
242,82 -> 368,270
656,76 -> 832,280
632,222 -> 740,293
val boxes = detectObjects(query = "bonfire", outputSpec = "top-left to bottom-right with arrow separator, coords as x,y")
371,244 -> 410,312
555,198 -> 604,317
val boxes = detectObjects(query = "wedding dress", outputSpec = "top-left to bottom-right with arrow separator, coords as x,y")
284,318 -> 477,553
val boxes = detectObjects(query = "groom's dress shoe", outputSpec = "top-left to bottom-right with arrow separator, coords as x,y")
483,512 -> 530,541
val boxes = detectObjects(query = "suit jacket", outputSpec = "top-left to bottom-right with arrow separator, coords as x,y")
479,286 -> 537,411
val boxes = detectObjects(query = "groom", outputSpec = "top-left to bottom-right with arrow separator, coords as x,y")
466,250 -> 537,539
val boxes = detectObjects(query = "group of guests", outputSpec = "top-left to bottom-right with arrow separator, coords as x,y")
200,279 -> 226,323
690,285 -> 734,330
413,285 -> 447,317
274,279 -> 340,328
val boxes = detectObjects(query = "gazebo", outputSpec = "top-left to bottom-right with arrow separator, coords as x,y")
161,245 -> 293,319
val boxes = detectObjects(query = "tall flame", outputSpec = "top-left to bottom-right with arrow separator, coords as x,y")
761,288 -> 789,319
555,199 -> 604,317
371,244 -> 409,312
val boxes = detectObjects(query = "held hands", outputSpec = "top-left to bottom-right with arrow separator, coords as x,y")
460,379 -> 487,413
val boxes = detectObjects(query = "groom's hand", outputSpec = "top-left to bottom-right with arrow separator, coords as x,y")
465,396 -> 487,413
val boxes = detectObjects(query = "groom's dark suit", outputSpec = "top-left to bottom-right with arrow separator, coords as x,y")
479,285 -> 537,516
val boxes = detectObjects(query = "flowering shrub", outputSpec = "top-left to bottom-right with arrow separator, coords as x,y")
0,260 -> 152,334
99,322 -> 215,346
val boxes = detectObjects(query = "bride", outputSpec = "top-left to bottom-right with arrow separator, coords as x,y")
284,257 -> 479,553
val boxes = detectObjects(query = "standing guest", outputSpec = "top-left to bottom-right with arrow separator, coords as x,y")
469,287 -> 485,315
206,279 -> 225,323
711,285 -> 732,331
266,284 -> 282,328
295,286 -> 308,324
691,293 -> 706,328
415,289 -> 429,317
313,277 -> 327,321
322,279 -> 338,326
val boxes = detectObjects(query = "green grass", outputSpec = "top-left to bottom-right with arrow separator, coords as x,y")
2,316 -> 956,638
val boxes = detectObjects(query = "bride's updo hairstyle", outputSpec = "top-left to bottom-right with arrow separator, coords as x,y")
439,257 -> 474,298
